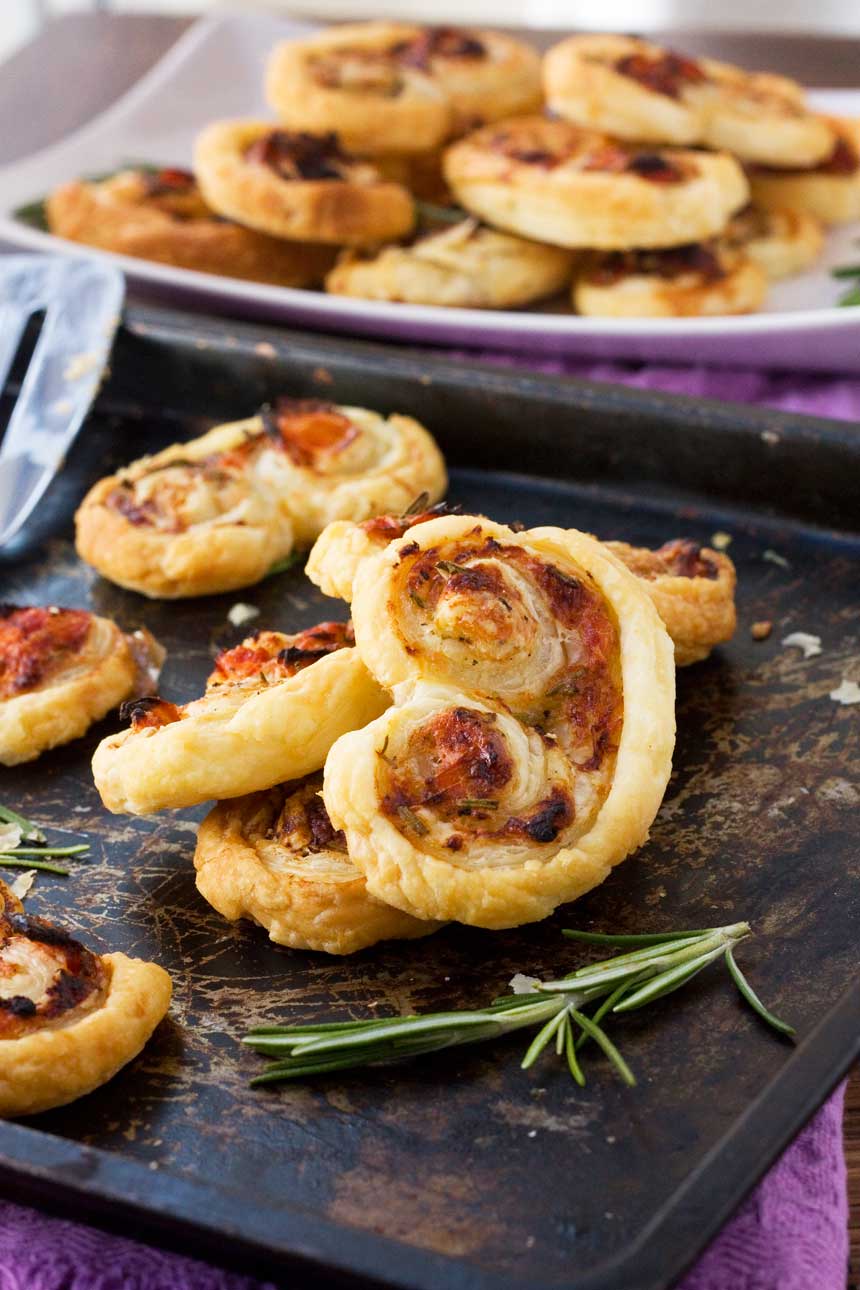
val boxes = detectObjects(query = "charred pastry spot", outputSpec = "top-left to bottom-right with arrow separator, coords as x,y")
392,26 -> 486,70
445,834 -> 465,851
121,694 -> 182,730
0,910 -> 107,1039
504,787 -> 573,844
657,538 -> 720,579
0,606 -> 92,700
625,152 -> 687,183
105,484 -> 164,529
303,794 -> 348,853
399,540 -> 420,559
614,50 -> 706,99
260,397 -> 359,468
244,130 -> 353,181
590,243 -> 724,286
7,913 -> 77,948
0,995 -> 36,1018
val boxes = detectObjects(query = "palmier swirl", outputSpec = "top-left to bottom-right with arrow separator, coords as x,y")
306,513 -> 736,665
323,517 -> 675,927
75,398 -> 446,598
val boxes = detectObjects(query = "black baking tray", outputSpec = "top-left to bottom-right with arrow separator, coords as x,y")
1,306 -> 858,1290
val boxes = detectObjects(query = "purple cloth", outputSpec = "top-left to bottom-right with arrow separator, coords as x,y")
3,356 -> 852,1289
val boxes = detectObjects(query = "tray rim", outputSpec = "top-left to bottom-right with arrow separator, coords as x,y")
1,304 -> 859,1290
2,11 -> 860,371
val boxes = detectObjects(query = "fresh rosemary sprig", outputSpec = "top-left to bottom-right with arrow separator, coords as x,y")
244,921 -> 794,1088
0,804 -> 89,879
831,262 -> 860,306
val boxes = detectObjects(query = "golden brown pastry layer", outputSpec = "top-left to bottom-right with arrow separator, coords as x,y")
0,606 -> 164,766
194,121 -> 415,245
92,621 -> 388,815
46,167 -> 337,286
0,880 -> 171,1118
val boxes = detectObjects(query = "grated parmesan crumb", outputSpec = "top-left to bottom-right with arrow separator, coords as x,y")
509,973 -> 541,995
830,679 -> 860,706
0,823 -> 22,852
782,632 -> 822,659
751,621 -> 772,641
710,532 -> 732,550
9,870 -> 36,900
763,550 -> 790,569
227,603 -> 260,627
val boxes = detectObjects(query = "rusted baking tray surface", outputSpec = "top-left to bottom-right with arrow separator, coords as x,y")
0,307 -> 858,1290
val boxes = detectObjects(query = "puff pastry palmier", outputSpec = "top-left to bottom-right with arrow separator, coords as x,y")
723,204 -> 823,280
195,777 -> 437,954
75,397 -> 446,598
0,880 -> 171,1118
266,23 -> 541,157
306,511 -> 736,665
92,621 -> 387,815
326,214 -> 575,308
543,35 -> 831,167
46,167 -> 336,286
0,606 -> 164,766
543,34 -> 707,145
603,538 -> 736,665
323,517 -> 675,928
443,116 -> 748,249
749,118 -> 860,226
193,121 -> 414,246
573,241 -> 766,318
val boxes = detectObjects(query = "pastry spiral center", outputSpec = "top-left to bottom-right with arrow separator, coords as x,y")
0,911 -> 108,1040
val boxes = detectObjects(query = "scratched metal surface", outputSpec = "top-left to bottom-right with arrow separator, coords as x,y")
0,313 -> 858,1290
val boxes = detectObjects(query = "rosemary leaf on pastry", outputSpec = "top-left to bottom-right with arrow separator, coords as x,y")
244,921 -> 794,1088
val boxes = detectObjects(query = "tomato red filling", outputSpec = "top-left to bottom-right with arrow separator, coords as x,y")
121,695 -> 182,731
261,398 -> 359,467
244,130 -> 353,180
656,538 -> 720,579
141,167 -> 196,196
209,621 -> 354,686
392,26 -> 486,70
360,501 -> 454,544
614,49 -> 706,99
0,606 -> 92,700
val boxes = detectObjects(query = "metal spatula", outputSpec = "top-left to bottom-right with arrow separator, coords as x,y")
0,255 -> 125,547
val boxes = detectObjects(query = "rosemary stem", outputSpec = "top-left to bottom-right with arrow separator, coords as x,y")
0,857 -> 70,875
0,804 -> 46,842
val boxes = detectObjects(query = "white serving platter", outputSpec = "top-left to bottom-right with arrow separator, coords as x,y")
1,12 -> 859,371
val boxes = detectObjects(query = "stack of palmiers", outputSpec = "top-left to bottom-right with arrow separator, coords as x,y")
46,23 -> 856,316
89,480 -> 737,951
